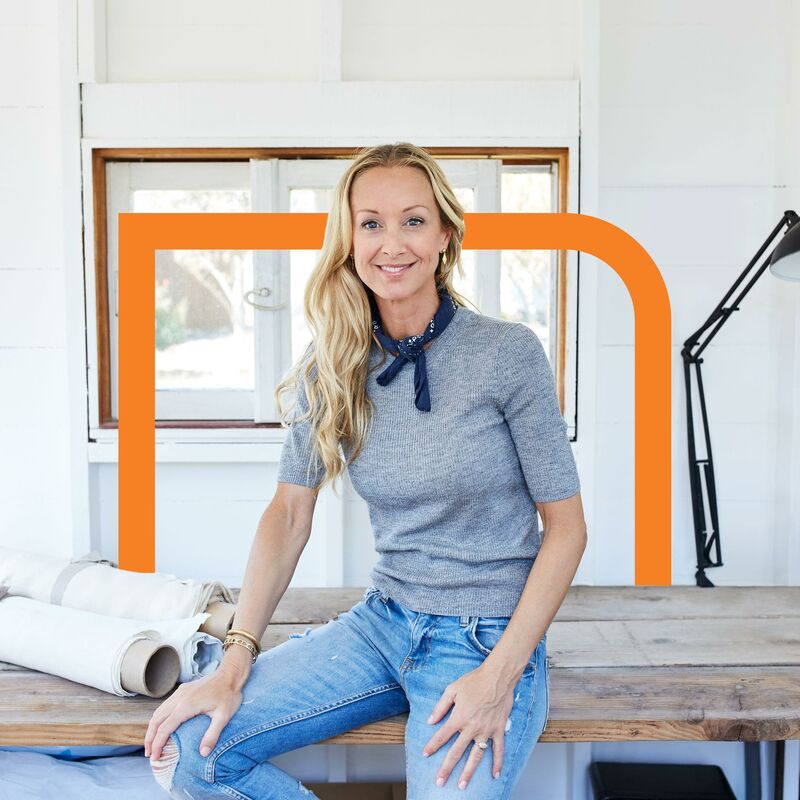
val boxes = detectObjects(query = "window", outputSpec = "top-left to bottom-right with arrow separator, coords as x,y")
90,148 -> 573,437
106,161 -> 254,422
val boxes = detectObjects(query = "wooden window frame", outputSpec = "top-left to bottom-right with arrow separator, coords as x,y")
91,146 -> 570,431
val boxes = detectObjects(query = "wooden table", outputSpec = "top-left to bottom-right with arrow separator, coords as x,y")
2,587 -> 798,795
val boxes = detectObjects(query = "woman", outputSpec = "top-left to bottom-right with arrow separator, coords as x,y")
145,142 -> 587,799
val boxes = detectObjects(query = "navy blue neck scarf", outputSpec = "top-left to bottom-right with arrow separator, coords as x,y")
369,285 -> 458,412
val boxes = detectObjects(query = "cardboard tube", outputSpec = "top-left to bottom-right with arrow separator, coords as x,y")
199,601 -> 236,641
120,639 -> 180,698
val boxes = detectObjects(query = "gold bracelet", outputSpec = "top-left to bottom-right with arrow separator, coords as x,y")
224,634 -> 257,653
228,627 -> 260,646
227,628 -> 261,654
223,639 -> 257,665
223,636 -> 258,664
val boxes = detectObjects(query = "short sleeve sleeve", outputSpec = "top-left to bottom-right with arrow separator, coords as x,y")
276,360 -> 325,490
494,323 -> 580,503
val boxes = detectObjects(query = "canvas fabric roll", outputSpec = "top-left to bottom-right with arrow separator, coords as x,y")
0,545 -> 235,623
0,594 -> 215,696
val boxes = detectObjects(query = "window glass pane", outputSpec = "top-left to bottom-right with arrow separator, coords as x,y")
451,187 -> 475,303
499,168 -> 554,351
289,188 -> 334,365
132,189 -> 254,391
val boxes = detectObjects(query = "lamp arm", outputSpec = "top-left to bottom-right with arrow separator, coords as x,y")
681,210 -> 798,587
682,212 -> 796,362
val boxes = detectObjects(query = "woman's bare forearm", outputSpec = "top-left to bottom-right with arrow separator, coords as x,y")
482,523 -> 587,686
218,503 -> 311,687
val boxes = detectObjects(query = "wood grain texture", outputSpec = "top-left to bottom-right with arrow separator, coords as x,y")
237,586 -> 800,624
2,586 -> 799,745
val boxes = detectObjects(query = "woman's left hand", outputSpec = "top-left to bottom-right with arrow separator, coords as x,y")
422,663 -> 518,789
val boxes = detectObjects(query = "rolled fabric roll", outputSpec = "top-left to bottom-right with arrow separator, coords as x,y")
199,599 -> 236,641
120,639 -> 180,697
0,595 -> 213,696
0,546 -> 235,623
130,614 -> 224,685
181,632 -> 224,683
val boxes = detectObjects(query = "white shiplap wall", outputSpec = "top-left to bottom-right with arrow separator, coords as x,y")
593,0 -> 800,588
105,0 -> 322,82
0,0 -> 88,559
341,0 -> 579,81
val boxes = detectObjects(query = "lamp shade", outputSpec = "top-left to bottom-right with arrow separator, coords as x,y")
769,217 -> 800,281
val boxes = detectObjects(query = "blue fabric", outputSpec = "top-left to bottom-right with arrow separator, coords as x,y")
160,589 -> 549,798
0,745 -> 142,761
0,749 -> 163,798
369,284 -> 458,412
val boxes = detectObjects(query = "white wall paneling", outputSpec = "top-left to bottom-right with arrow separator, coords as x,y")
0,0 -> 90,558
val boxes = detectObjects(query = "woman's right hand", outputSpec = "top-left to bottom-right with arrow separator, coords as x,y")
144,664 -> 249,762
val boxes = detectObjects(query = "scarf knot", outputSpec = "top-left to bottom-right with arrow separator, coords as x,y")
369,285 -> 457,411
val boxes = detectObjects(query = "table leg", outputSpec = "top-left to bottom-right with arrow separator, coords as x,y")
745,741 -> 761,800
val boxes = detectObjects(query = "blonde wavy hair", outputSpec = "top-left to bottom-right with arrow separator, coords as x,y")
274,142 -> 479,497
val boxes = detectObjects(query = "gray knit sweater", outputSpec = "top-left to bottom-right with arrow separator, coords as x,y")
277,305 -> 581,616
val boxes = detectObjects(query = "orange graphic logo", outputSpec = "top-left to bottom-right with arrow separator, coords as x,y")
118,212 -> 671,585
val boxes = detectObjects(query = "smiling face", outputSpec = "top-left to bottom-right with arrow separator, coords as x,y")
349,165 -> 451,337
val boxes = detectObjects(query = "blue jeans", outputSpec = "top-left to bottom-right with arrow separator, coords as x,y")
155,586 -> 549,799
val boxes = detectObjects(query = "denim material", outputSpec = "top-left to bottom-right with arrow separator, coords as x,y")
160,587 -> 549,799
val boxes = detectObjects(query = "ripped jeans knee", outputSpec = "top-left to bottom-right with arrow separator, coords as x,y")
150,734 -> 181,794
149,732 -> 323,799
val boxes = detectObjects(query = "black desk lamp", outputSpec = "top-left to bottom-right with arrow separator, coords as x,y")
682,209 -> 800,587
